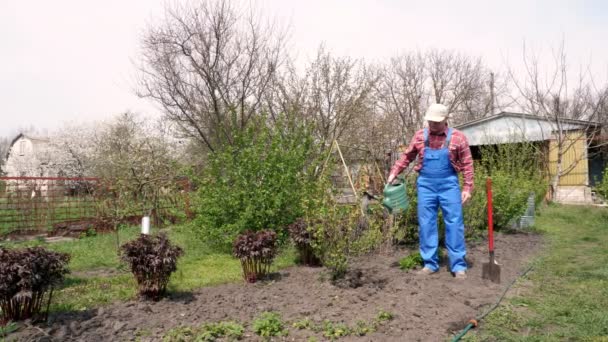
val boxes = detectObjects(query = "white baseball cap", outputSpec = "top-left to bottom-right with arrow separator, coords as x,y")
424,104 -> 450,122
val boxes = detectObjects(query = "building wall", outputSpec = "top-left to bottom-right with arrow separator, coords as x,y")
4,136 -> 52,177
548,131 -> 588,186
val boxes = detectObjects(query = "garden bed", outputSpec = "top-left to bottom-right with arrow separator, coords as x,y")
10,232 -> 542,341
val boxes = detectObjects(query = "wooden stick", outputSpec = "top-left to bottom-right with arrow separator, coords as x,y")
334,140 -> 363,215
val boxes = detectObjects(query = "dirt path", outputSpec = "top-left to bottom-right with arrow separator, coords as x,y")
11,232 -> 542,342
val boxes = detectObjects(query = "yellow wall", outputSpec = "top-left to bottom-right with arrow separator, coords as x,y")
548,131 -> 588,186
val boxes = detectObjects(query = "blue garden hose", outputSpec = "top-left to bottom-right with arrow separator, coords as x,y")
451,264 -> 534,342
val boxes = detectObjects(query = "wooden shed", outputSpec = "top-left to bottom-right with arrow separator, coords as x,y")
455,112 -> 604,204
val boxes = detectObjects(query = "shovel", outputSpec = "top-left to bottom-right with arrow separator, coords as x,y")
482,177 -> 501,283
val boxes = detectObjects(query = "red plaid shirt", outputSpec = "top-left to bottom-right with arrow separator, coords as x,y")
389,127 -> 474,193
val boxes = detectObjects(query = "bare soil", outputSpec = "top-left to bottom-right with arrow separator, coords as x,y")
9,232 -> 542,342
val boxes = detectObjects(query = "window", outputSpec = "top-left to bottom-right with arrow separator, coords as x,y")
19,140 -> 26,156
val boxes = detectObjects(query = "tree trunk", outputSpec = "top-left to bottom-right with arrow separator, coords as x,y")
551,151 -> 563,202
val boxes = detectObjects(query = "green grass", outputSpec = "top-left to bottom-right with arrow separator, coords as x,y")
1,224 -> 297,313
462,205 -> 608,341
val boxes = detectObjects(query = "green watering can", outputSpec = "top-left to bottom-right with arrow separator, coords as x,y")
382,180 -> 409,214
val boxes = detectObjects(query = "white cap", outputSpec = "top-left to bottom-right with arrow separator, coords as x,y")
424,104 -> 450,122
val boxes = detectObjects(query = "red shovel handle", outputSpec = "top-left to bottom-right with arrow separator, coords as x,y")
486,177 -> 494,253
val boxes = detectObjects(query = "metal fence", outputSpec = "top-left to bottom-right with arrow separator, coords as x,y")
0,177 -> 100,237
0,176 -> 191,239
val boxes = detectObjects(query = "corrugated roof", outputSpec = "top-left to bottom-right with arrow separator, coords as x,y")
454,112 -> 601,146
455,112 -> 601,130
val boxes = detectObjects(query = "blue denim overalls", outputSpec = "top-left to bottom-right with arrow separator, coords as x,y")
417,128 -> 467,272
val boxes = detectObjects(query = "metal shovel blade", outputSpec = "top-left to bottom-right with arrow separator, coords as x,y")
482,253 -> 501,283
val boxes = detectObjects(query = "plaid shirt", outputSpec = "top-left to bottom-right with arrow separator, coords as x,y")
389,127 -> 474,193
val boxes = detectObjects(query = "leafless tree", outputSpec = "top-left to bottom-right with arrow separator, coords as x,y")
300,45 -> 378,152
508,41 -> 608,200
375,52 -> 427,138
263,60 -> 308,125
137,0 -> 287,152
376,49 -> 504,141
426,49 -> 501,124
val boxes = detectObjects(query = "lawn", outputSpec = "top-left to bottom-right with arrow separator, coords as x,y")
463,204 -> 608,341
0,224 -> 297,313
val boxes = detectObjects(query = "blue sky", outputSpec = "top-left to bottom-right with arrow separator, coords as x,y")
1,0 -> 607,137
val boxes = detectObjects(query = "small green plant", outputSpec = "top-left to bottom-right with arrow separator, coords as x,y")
79,227 -> 97,239
134,328 -> 153,341
252,312 -> 288,338
162,322 -> 244,342
233,230 -> 278,283
353,320 -> 376,336
120,233 -> 184,301
162,326 -> 196,342
199,321 -> 244,341
321,320 -> 350,340
0,321 -> 18,337
292,317 -> 314,330
398,252 -> 423,270
376,310 -> 394,322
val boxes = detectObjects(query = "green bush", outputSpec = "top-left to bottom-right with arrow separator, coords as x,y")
194,114 -> 317,250
595,165 -> 608,201
464,142 -> 547,232
304,176 -> 393,279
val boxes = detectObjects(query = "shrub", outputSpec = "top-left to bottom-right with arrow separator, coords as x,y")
304,176 -> 391,280
195,114 -> 317,250
120,233 -> 184,300
252,312 -> 288,338
478,142 -> 547,228
232,230 -> 278,283
306,205 -> 352,280
288,219 -> 321,266
594,165 -> 608,201
0,247 -> 70,322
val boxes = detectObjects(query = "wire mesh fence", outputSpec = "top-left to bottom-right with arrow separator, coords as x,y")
0,177 -> 191,239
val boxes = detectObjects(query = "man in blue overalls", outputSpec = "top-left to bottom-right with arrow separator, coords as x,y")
387,104 -> 474,279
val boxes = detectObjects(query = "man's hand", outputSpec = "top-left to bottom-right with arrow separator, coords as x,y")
387,174 -> 396,184
461,191 -> 471,204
